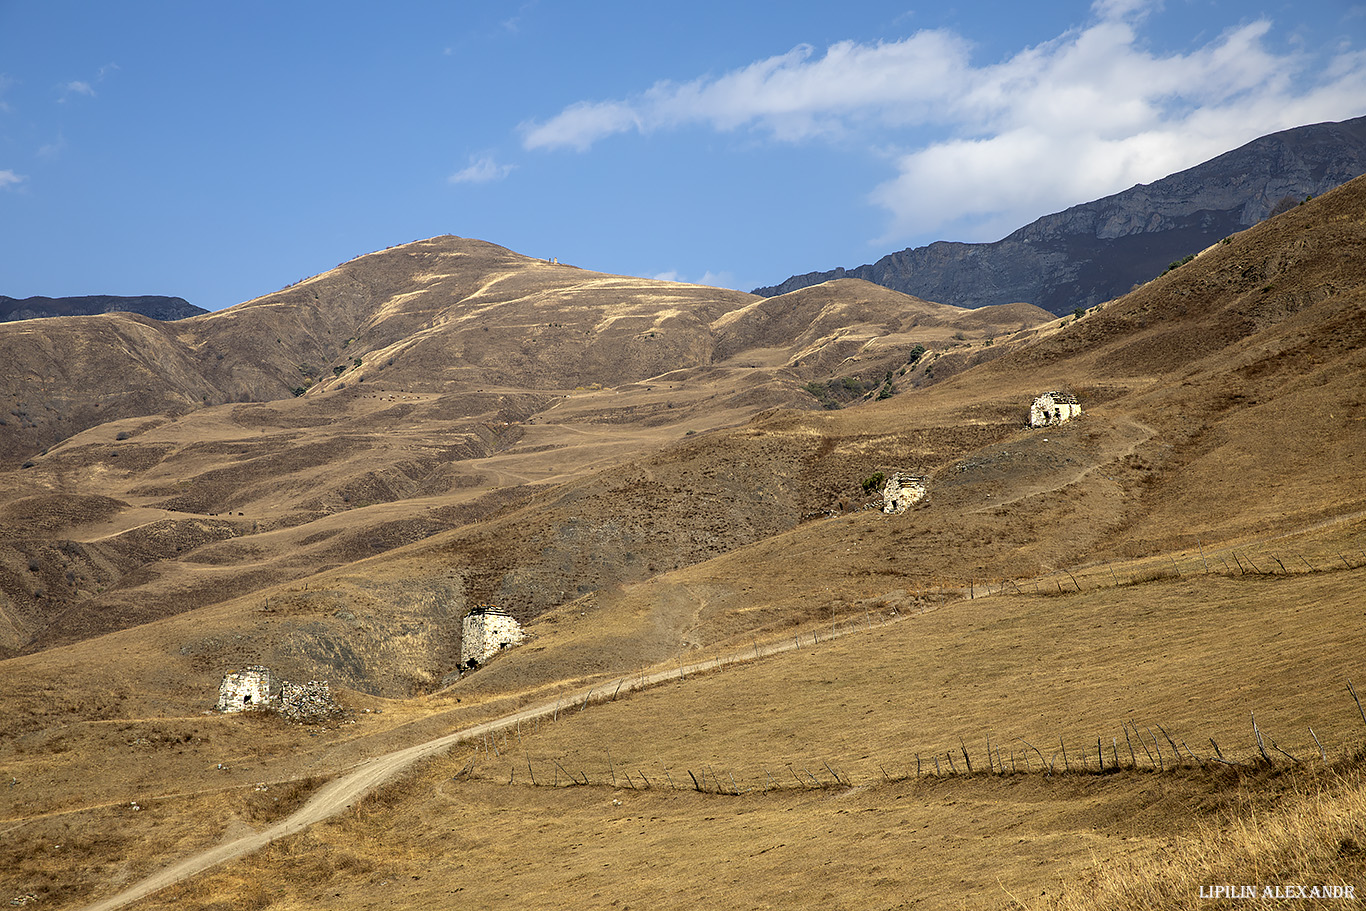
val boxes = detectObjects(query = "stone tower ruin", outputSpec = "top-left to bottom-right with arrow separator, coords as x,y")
460,605 -> 525,670
216,665 -> 275,712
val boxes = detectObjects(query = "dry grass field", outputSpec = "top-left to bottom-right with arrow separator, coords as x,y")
53,552 -> 1366,911
1,177 -> 1364,909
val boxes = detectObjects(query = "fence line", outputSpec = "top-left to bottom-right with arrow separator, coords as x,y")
979,542 -> 1362,600
452,681 -> 1366,796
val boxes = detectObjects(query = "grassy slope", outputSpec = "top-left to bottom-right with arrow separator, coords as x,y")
105,552 -> 1366,911
2,181 -> 1365,909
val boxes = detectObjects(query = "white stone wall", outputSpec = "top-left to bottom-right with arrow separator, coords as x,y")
1029,393 -> 1082,427
217,666 -> 274,712
461,610 -> 525,668
882,474 -> 927,514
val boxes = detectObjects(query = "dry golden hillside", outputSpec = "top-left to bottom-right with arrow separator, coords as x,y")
1,176 -> 1364,911
0,241 -> 1045,663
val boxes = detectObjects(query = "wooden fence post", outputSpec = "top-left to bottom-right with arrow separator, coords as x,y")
1251,713 -> 1272,764
1349,681 -> 1366,729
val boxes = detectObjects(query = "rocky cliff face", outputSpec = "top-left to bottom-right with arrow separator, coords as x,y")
755,116 -> 1366,314
0,295 -> 206,321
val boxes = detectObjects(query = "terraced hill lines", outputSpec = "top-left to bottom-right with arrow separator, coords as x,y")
2,175 -> 1365,909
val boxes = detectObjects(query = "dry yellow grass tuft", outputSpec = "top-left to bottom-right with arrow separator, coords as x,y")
1032,759 -> 1366,910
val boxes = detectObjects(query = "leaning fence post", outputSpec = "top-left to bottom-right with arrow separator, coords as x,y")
1157,725 -> 1182,763
1017,737 -> 1046,769
1271,740 -> 1301,764
1145,727 -> 1165,771
1251,713 -> 1272,765
1310,728 -> 1327,763
1132,723 -> 1155,769
1349,681 -> 1366,729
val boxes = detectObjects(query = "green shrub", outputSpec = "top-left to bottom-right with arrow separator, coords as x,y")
861,472 -> 885,494
1163,253 -> 1196,275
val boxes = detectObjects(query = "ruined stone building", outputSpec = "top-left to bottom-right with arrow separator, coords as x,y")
882,473 -> 928,514
216,665 -> 275,712
461,605 -> 525,670
1029,391 -> 1082,427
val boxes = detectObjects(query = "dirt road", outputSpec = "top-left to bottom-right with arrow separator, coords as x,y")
79,614 -> 900,911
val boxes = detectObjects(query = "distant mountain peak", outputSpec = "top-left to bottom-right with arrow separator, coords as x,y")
754,116 -> 1366,314
0,295 -> 206,322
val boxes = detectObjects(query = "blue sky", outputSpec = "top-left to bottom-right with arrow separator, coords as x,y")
1,1 -> 1364,311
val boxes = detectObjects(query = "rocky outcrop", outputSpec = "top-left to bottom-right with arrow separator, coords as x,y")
755,117 -> 1366,314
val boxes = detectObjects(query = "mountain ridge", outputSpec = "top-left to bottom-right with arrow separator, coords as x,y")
754,115 -> 1366,313
0,294 -> 206,322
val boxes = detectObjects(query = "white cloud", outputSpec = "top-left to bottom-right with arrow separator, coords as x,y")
521,32 -> 971,150
870,18 -> 1366,242
647,268 -> 737,289
448,154 -> 516,184
1090,0 -> 1160,24
0,169 -> 25,190
38,132 -> 66,159
57,65 -> 118,104
59,80 -> 96,102
521,6 -> 1366,245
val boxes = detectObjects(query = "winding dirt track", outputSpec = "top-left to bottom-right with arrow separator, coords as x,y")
79,614 -> 889,911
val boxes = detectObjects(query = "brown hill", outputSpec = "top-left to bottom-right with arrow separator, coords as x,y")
5,174 -> 1359,687
1,178 -> 1364,911
0,242 -> 1043,660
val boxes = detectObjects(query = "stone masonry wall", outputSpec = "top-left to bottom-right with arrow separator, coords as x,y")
461,610 -> 525,668
882,473 -> 927,514
216,665 -> 274,712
